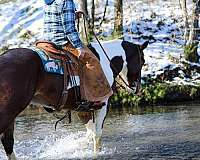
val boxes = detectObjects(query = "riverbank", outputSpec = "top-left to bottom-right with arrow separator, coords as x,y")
111,60 -> 200,107
110,82 -> 200,107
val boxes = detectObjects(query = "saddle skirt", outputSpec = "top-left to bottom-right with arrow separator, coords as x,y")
31,45 -> 79,76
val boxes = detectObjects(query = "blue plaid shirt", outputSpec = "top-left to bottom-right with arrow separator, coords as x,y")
43,0 -> 83,48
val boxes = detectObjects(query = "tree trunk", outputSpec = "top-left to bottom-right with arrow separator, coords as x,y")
100,0 -> 109,26
91,0 -> 95,31
78,0 -> 88,16
188,0 -> 200,43
113,0 -> 123,37
184,0 -> 200,63
180,0 -> 189,42
77,0 -> 90,43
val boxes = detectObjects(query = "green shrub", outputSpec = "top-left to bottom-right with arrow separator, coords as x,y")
19,31 -> 32,40
110,82 -> 200,106
184,43 -> 199,63
0,45 -> 9,54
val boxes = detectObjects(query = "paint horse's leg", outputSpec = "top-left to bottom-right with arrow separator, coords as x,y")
1,122 -> 16,160
85,100 -> 108,153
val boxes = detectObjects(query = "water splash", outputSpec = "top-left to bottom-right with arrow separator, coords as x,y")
37,131 -> 113,159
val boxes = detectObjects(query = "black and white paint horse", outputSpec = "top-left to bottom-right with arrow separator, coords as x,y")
84,40 -> 148,152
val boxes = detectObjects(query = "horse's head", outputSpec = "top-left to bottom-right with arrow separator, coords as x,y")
121,40 -> 148,94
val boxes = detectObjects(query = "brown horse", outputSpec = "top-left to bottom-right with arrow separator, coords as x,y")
0,40 -> 148,159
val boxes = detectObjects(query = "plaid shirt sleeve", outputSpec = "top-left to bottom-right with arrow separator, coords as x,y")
62,0 -> 83,49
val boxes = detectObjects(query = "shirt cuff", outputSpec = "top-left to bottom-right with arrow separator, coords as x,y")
67,32 -> 84,49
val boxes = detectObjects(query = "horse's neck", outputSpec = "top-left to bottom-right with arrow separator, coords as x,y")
93,40 -> 126,86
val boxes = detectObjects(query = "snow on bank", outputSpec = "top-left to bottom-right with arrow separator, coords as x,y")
0,0 -> 199,85
0,0 -> 43,47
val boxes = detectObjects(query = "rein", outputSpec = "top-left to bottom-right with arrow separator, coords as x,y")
136,45 -> 142,83
80,12 -> 135,91
92,31 -> 135,92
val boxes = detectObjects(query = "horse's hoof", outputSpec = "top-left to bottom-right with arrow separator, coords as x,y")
7,152 -> 16,160
94,137 -> 102,153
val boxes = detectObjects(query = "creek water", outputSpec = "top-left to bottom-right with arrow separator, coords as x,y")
1,103 -> 200,159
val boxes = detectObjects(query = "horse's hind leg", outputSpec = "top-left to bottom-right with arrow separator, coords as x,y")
1,122 -> 16,160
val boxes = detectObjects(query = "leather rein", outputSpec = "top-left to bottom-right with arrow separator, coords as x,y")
80,13 -> 142,93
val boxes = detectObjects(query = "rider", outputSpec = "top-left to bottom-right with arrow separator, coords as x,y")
43,0 -> 112,109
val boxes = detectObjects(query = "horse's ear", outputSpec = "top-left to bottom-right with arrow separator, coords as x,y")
140,41 -> 149,50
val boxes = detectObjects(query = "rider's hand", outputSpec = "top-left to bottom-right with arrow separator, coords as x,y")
75,10 -> 84,19
77,47 -> 87,59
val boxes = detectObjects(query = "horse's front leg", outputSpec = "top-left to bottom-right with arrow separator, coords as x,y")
85,101 -> 108,153
1,122 -> 16,160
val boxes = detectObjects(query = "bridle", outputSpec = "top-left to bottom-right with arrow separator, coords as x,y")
94,32 -> 144,94
93,31 -> 140,92
136,45 -> 143,82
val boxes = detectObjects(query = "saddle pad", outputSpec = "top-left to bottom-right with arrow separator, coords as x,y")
31,47 -> 66,74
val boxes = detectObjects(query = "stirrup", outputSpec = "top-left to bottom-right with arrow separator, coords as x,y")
75,100 -> 105,112
75,100 -> 91,112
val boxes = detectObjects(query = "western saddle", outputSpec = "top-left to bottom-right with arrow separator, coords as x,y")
35,40 -> 104,113
35,40 -> 80,111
